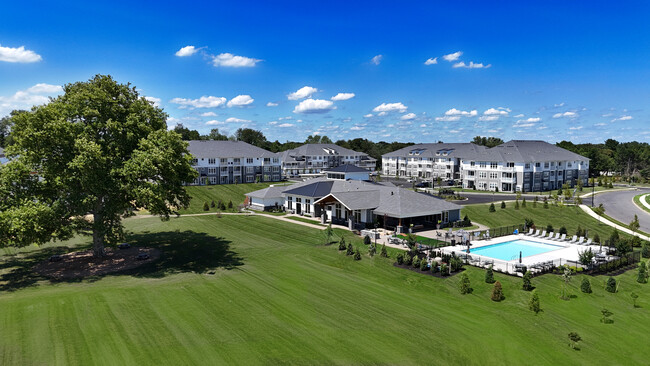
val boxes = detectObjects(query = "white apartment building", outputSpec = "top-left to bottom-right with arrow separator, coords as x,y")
279,143 -> 376,178
187,140 -> 282,185
382,143 -> 485,180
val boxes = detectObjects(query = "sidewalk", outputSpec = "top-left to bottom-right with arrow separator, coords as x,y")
578,204 -> 650,241
637,193 -> 650,212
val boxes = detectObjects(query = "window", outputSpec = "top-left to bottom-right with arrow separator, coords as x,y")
567,162 -> 572,168
287,196 -> 293,210
467,170 -> 475,177
479,172 -> 487,178
208,168 -> 217,175
273,158 -> 279,163
544,162 -> 549,168
490,162 -> 498,169
191,159 -> 198,165
220,167 -> 228,172
209,177 -> 217,184
525,163 -> 530,169
489,172 -> 498,179
305,199 -> 311,214
506,162 -> 514,168
220,158 -> 227,164
502,172 -> 513,178
220,176 -> 228,183
335,204 -> 341,218
489,182 -> 497,190
234,158 -> 240,164
354,210 -> 361,223
479,162 -> 486,168
535,163 -> 541,168
273,166 -> 280,172
246,166 -> 254,174
264,158 -> 270,163
208,158 -> 216,165
470,161 -> 475,167
246,158 -> 253,164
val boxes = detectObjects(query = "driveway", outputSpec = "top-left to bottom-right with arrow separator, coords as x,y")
591,188 -> 650,234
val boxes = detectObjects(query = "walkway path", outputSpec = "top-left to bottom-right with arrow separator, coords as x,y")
637,193 -> 650,212
578,204 -> 650,241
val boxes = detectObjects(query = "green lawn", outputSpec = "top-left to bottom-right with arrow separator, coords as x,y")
633,193 -> 650,215
179,183 -> 292,214
285,215 -> 325,226
462,203 -> 628,240
2,215 -> 650,364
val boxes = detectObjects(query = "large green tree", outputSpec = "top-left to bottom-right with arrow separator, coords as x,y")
0,75 -> 198,257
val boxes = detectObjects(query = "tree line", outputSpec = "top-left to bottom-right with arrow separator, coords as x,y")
557,139 -> 650,179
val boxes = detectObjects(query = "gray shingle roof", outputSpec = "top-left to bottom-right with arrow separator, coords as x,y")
245,185 -> 290,199
461,140 -> 589,163
279,143 -> 371,163
187,140 -> 278,159
282,180 -> 335,197
326,164 -> 369,173
382,143 -> 486,159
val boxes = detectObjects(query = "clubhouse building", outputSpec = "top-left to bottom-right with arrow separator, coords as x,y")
246,165 -> 462,233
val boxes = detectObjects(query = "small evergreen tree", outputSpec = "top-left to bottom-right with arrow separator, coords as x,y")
514,199 -> 520,210
420,258 -> 429,271
228,200 -> 233,209
489,203 -> 496,212
412,256 -> 421,269
491,281 -> 504,302
338,237 -> 346,250
219,202 -> 227,211
396,252 -> 404,265
380,244 -> 388,258
354,248 -> 361,260
543,198 -> 549,209
485,264 -> 495,283
605,276 -> 617,293
559,226 -> 568,235
568,332 -> 582,349
203,201 -> 210,211
529,290 -> 541,314
642,242 -> 650,258
440,263 -> 449,276
404,253 -> 413,266
346,243 -> 354,256
631,292 -> 639,308
630,214 -> 640,232
501,201 -> 506,209
637,262 -> 647,284
459,272 -> 472,294
593,233 -> 601,244
561,268 -> 572,300
522,271 -> 533,291
522,197 -> 527,207
581,277 -> 592,293
210,200 -> 216,208
363,235 -> 371,245
609,229 -> 620,246
368,243 -> 376,257
546,224 -> 554,233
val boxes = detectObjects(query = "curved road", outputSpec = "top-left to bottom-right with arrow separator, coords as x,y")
591,188 -> 650,234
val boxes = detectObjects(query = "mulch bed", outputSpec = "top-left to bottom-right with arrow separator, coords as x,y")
393,262 -> 465,278
33,247 -> 160,280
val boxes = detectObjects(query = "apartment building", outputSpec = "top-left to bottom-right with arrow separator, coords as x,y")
279,143 -> 376,178
459,140 -> 589,192
382,143 -> 485,180
187,140 -> 282,185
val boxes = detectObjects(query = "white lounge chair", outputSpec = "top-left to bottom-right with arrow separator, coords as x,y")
525,228 -> 534,236
546,232 -> 554,239
538,230 -> 547,238
532,229 -> 541,237
568,235 -> 577,244
577,236 -> 585,245
553,232 -> 561,240
559,233 -> 566,241
585,238 -> 592,246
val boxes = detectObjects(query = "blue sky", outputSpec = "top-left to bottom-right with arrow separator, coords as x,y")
1,0 -> 649,143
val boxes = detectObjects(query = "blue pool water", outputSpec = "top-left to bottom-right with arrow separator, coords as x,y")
470,240 -> 564,261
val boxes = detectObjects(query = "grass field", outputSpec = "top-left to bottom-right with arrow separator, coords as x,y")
462,203 -> 628,240
2,214 -> 650,365
179,183 -> 292,214
633,193 -> 650,215
284,215 -> 324,226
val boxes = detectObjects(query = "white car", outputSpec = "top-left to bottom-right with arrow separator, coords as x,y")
407,177 -> 417,183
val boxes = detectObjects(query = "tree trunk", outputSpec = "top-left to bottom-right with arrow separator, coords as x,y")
92,212 -> 106,257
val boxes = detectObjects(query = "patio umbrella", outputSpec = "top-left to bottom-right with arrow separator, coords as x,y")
519,251 -> 522,263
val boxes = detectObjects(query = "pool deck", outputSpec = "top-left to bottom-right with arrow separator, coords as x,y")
441,234 -> 608,275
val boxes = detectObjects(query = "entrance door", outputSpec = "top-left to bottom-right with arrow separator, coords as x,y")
296,203 -> 302,214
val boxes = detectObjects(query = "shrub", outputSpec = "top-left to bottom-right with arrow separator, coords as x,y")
449,256 -> 463,272
220,202 -> 227,211
522,197 -> 527,207
593,233 -> 601,244
485,264 -> 495,283
412,256 -> 421,269
228,200 -> 233,209
420,258 -> 429,272
440,263 -> 449,276
354,248 -> 361,260
430,261 -> 439,273
609,229 -> 620,246
568,332 -> 581,349
363,235 -> 371,245
559,226 -> 568,235
203,202 -> 210,211
522,271 -> 533,291
489,203 -> 496,212
463,215 -> 471,227
642,242 -> 650,258
524,217 -> 535,229
514,199 -> 520,210
546,224 -> 553,233
404,253 -> 413,266
601,308 -> 614,324
578,248 -> 594,266
458,273 -> 472,294
575,225 -> 584,238
396,253 -> 404,265
491,281 -> 504,301
581,277 -> 592,293
543,198 -> 549,209
338,237 -> 347,251
605,276 -> 617,293
346,243 -> 354,256
210,200 -> 216,208
380,244 -> 388,258
529,290 -> 541,314
637,262 -> 648,284
501,201 -> 506,209
616,238 -> 631,256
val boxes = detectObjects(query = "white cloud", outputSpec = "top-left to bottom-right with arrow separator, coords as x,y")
278,116 -> 292,120
424,57 -> 438,65
478,116 -> 499,121
371,55 -> 383,65
373,102 -> 407,113
211,53 -> 261,67
175,46 -> 199,57
293,98 -> 335,114
611,115 -> 633,122
401,112 -> 417,121
364,113 -> 373,118
144,96 -> 161,107
0,44 -> 42,63
554,102 -> 566,107
569,126 -> 583,130
445,108 -> 477,117
201,111 -> 217,117
453,61 -> 491,69
483,108 -> 508,116
278,123 -> 294,128
442,51 -> 462,62
206,120 -> 225,125
552,111 -> 578,119
0,83 -> 63,116
227,94 -> 254,107
595,123 -> 607,126
170,96 -> 226,109
225,117 -> 251,123
288,86 -> 318,100
435,116 -> 461,122
350,126 -> 365,131
514,114 -> 524,118
420,124 -> 427,127
266,102 -> 278,107
331,92 -> 355,101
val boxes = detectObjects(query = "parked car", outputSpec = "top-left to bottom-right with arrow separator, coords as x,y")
407,177 -> 417,183
415,182 -> 430,188
136,253 -> 150,260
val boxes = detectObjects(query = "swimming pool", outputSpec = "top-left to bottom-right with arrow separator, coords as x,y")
469,239 -> 565,261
